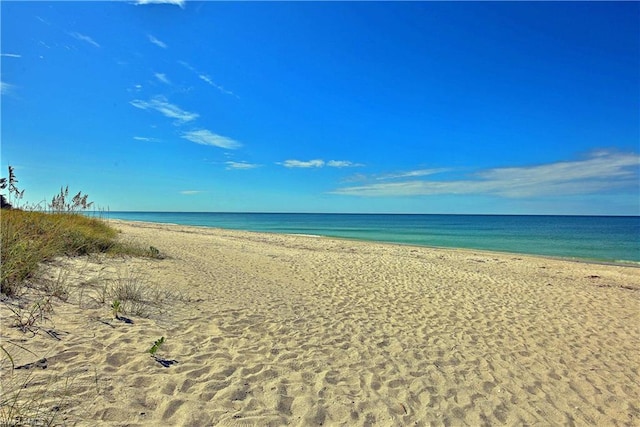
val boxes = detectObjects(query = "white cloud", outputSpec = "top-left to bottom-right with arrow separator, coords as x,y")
280,159 -> 325,168
226,161 -> 260,170
182,129 -> 242,149
342,168 -> 446,184
341,173 -> 369,183
333,151 -> 640,198
69,32 -> 100,48
280,159 -> 362,168
1,81 -> 14,95
0,53 -> 21,58
180,190 -> 203,195
178,60 -> 195,71
178,61 -> 236,97
147,35 -> 167,49
198,74 -> 213,85
475,151 -> 640,197
327,160 -> 364,168
130,95 -> 198,123
133,136 -> 159,142
199,74 -> 235,96
154,73 -> 170,84
136,0 -> 185,7
378,168 -> 449,180
127,84 -> 143,94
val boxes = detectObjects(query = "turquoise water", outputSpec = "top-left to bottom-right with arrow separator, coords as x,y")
101,212 -> 640,263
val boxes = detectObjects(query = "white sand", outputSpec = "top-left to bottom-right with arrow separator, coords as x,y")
1,220 -> 639,426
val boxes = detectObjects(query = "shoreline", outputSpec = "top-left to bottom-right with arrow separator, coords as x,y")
2,219 -> 639,425
107,218 -> 640,268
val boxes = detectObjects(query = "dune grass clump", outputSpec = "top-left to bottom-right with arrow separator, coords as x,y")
0,166 -> 165,298
0,210 -> 121,297
0,165 -> 130,296
1,210 -> 167,298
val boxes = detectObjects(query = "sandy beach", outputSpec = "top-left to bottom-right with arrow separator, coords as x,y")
1,219 -> 639,426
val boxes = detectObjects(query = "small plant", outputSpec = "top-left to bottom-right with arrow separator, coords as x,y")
148,337 -> 177,367
148,337 -> 165,357
110,272 -> 146,303
149,246 -> 161,258
5,298 -> 53,334
111,300 -> 122,319
40,266 -> 71,302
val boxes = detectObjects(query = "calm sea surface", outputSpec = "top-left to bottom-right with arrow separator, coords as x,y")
101,212 -> 640,263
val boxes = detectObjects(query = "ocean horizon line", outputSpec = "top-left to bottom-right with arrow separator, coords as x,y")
96,211 -> 639,218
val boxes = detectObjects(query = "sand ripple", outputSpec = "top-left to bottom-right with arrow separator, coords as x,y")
1,220 -> 638,426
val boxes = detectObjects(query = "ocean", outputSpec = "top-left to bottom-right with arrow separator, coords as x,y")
101,212 -> 640,264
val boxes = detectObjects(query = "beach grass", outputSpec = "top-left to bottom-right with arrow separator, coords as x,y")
0,168 -> 173,425
0,209 -> 160,298
0,209 -> 167,426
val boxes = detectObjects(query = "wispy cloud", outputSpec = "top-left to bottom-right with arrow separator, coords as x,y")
1,81 -> 14,95
343,168 -> 446,183
0,53 -> 21,58
180,190 -> 204,195
178,60 -> 196,72
332,151 -> 640,198
179,61 -> 236,98
69,32 -> 100,48
130,95 -> 198,123
377,168 -> 449,180
147,35 -> 167,49
182,129 -> 242,149
154,73 -> 170,84
341,173 -> 370,183
280,159 -> 363,169
199,74 -> 236,97
280,159 -> 326,168
133,136 -> 159,142
136,0 -> 185,7
327,160 -> 364,168
226,161 -> 260,170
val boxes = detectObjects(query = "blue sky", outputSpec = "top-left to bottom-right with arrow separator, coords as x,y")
1,1 -> 638,214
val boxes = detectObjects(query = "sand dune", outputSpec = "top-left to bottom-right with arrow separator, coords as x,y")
1,220 -> 639,426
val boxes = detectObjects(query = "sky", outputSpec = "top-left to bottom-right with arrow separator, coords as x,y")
1,1 -> 639,215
